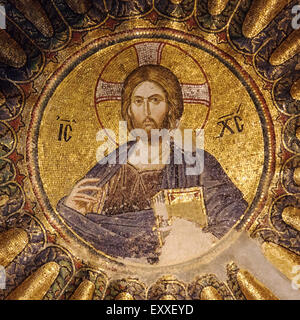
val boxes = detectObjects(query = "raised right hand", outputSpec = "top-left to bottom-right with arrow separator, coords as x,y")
65,178 -> 102,214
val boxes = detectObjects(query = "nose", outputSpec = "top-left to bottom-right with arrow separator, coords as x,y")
145,98 -> 151,116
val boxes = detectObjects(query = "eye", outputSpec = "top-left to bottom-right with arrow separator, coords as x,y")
133,97 -> 144,106
150,96 -> 163,104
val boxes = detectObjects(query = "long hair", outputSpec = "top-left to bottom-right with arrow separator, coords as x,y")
121,64 -> 184,131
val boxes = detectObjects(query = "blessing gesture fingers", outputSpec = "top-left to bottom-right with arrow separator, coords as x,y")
65,178 -> 102,214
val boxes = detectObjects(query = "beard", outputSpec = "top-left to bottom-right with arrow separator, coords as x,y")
128,110 -> 172,143
142,117 -> 158,130
130,116 -> 160,139
130,115 -> 170,131
130,116 -> 162,142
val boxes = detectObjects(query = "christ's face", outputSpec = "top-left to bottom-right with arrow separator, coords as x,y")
128,81 -> 168,134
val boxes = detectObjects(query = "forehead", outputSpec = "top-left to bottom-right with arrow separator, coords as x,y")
132,81 -> 165,97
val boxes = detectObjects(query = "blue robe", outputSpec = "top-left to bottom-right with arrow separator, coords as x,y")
57,141 -> 248,262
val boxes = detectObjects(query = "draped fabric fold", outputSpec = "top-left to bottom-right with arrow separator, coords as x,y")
57,141 -> 248,261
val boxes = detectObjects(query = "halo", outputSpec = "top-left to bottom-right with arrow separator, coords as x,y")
94,41 -> 211,143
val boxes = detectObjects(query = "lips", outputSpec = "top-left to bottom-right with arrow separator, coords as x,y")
143,118 -> 156,127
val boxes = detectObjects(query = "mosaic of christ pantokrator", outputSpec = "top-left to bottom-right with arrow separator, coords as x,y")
57,64 -> 247,264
